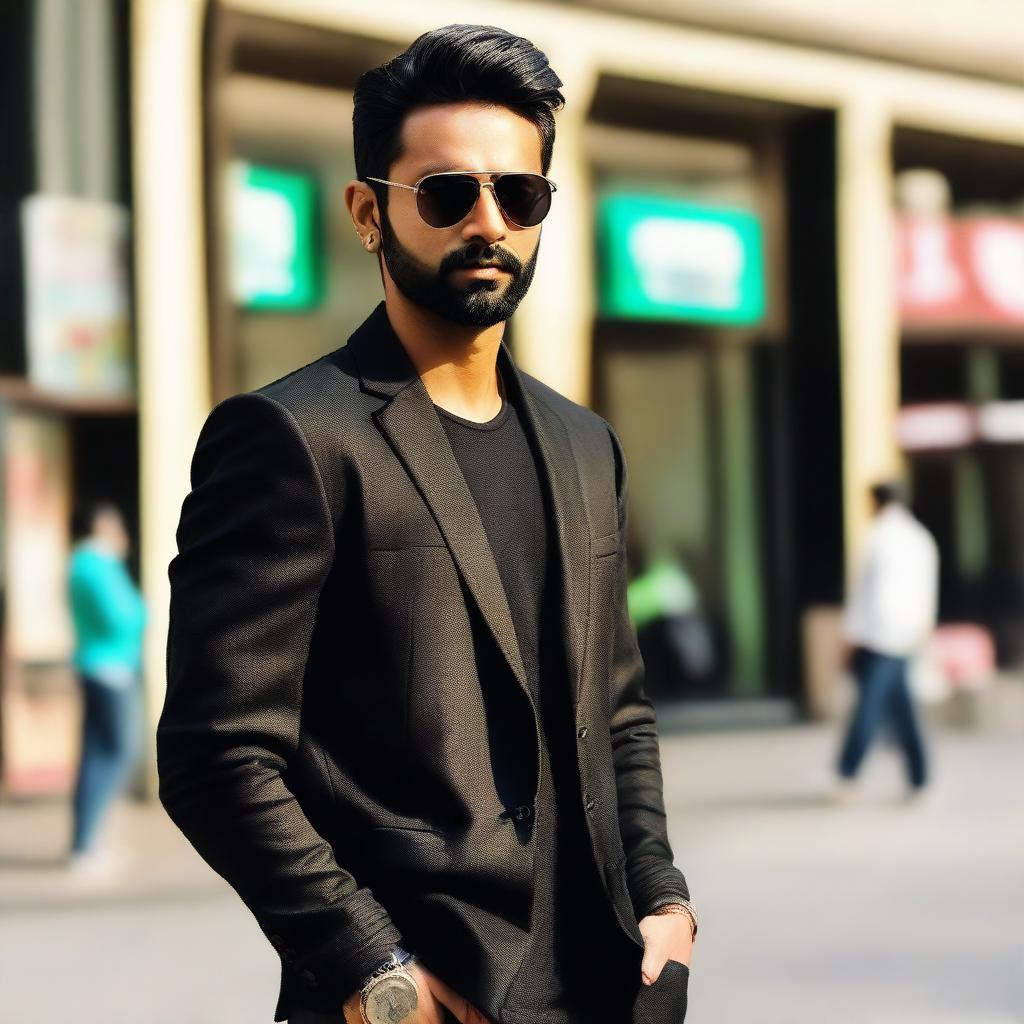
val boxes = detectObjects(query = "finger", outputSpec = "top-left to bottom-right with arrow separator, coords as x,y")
419,966 -> 491,1024
640,948 -> 667,985
406,965 -> 446,1024
413,970 -> 462,1019
422,966 -> 460,1009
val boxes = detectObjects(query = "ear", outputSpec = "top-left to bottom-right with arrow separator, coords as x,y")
344,178 -> 380,237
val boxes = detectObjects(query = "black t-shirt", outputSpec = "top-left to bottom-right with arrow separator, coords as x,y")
433,366 -> 636,1021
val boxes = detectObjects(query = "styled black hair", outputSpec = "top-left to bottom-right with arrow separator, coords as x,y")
870,480 -> 906,508
352,24 -> 565,215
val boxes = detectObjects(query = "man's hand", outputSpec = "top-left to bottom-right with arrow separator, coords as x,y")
342,961 -> 492,1023
637,911 -> 694,985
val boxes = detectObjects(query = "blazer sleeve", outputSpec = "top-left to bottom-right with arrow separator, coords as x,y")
158,391 -> 403,1010
603,420 -> 692,921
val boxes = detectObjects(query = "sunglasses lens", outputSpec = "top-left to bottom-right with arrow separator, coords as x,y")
495,174 -> 552,227
417,175 -> 480,228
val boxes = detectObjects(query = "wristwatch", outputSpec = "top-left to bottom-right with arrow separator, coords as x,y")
358,946 -> 419,1024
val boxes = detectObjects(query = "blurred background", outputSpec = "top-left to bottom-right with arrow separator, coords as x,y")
0,1 -> 1021,1022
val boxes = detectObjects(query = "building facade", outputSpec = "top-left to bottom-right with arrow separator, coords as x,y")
1,0 -> 1022,797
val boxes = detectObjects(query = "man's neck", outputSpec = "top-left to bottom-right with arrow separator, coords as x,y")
384,295 -> 506,422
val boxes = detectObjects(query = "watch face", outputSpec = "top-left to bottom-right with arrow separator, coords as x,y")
364,972 -> 418,1024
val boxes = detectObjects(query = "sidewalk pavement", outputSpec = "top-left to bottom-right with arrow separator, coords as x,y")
1,720 -> 1021,1023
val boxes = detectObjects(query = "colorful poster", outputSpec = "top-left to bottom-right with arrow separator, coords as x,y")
21,194 -> 134,396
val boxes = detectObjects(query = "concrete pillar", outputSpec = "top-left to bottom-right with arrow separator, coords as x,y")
836,98 -> 903,583
131,0 -> 211,799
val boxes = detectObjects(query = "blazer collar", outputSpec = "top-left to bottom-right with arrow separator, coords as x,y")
347,300 -> 592,709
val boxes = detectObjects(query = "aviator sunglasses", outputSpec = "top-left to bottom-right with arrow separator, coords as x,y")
364,170 -> 558,229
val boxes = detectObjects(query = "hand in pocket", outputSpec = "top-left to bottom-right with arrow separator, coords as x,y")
343,961 -> 492,1024
411,962 -> 492,1023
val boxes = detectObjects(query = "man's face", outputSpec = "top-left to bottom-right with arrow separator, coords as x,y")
372,101 -> 545,328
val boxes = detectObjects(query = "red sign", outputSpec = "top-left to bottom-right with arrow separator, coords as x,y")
897,216 -> 1024,327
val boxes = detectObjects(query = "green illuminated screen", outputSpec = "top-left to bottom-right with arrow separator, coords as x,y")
230,161 -> 322,311
597,193 -> 765,325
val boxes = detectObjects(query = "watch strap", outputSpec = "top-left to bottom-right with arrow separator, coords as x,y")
358,945 -> 415,991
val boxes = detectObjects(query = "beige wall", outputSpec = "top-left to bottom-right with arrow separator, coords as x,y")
132,0 -> 1024,793
568,0 -> 1024,85
218,77 -> 383,391
213,0 -> 1023,568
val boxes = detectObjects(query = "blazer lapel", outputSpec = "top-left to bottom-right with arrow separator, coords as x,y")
509,363 -> 592,708
348,301 -> 590,709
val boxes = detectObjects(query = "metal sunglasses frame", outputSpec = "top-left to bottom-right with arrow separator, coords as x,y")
363,170 -> 558,228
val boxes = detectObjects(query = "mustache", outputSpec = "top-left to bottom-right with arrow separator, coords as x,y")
445,248 -> 521,274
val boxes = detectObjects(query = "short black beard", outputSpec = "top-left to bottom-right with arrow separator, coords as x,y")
377,209 -> 539,328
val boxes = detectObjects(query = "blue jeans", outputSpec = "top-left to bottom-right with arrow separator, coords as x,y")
837,646 -> 928,789
70,670 -> 143,852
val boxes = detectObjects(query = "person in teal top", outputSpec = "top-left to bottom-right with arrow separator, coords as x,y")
65,499 -> 148,870
69,530 -> 147,678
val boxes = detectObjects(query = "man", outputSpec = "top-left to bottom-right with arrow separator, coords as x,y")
158,24 -> 696,1024
833,480 -> 939,803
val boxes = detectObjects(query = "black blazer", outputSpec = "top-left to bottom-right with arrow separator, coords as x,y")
157,301 -> 690,1022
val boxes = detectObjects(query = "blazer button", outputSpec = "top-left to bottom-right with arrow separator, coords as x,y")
513,803 -> 533,821
584,794 -> 596,811
577,726 -> 588,739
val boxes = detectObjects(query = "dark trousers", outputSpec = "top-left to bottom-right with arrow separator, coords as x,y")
70,671 -> 142,852
837,646 -> 928,789
288,981 -> 687,1023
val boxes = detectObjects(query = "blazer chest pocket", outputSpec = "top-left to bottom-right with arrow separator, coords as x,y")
592,530 -> 621,559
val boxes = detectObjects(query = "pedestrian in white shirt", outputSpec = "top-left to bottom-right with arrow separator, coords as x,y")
831,481 -> 939,803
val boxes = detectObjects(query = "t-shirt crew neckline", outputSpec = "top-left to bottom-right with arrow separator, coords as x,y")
432,366 -> 510,432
